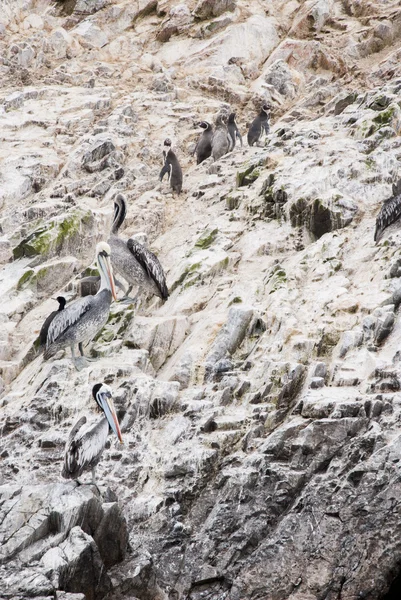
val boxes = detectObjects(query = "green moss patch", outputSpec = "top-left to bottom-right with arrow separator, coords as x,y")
13,208 -> 93,261
195,228 -> 218,250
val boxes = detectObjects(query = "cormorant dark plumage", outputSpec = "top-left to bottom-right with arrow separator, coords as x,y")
39,296 -> 66,348
375,180 -> 401,242
195,121 -> 213,164
44,242 -> 117,369
159,139 -> 183,194
109,194 -> 169,301
62,383 -> 123,484
227,112 -> 243,149
247,104 -> 271,147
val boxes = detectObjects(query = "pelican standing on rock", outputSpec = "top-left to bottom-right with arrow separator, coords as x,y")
108,194 -> 169,301
62,383 -> 123,484
44,242 -> 117,369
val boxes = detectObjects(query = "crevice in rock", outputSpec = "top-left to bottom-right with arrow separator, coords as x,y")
382,569 -> 401,600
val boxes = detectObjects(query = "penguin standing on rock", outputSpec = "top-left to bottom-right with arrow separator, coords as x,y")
247,104 -> 271,147
211,114 -> 231,161
227,113 -> 243,150
195,121 -> 213,164
160,139 -> 183,194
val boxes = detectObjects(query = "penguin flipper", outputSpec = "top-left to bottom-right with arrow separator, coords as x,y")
159,163 -> 171,182
236,129 -> 243,147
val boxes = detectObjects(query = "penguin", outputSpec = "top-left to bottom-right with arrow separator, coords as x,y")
195,121 -> 213,164
159,138 -> 183,194
211,114 -> 231,161
227,112 -> 243,150
247,104 -> 271,147
374,180 -> 401,242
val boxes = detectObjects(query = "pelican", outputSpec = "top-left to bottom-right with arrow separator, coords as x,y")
39,296 -> 66,348
108,194 -> 169,301
44,242 -> 117,369
62,383 -> 123,484
375,180 -> 401,242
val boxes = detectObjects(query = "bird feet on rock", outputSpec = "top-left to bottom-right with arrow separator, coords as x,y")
73,356 -> 90,371
118,296 -> 137,305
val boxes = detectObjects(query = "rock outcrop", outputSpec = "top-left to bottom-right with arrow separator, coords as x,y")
2,0 -> 401,599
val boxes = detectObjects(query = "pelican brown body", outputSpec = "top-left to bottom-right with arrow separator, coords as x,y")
62,383 -> 123,484
108,194 -> 169,301
44,242 -> 117,369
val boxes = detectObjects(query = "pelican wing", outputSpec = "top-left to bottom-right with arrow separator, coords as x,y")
63,418 -> 108,479
375,193 -> 401,241
46,296 -> 94,346
127,239 -> 169,300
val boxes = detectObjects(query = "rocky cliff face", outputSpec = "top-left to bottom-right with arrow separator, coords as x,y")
2,0 -> 401,599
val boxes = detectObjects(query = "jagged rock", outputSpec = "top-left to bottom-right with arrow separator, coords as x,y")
338,329 -> 363,358
289,193 -> 357,239
0,483 -> 127,574
73,0 -> 110,14
263,59 -> 299,99
265,38 -> 344,76
56,592 -> 86,600
58,527 -> 111,600
4,3 -> 401,600
93,502 -> 128,568
126,315 -> 189,370
1,566 -> 54,598
374,310 -> 395,346
82,139 -> 116,165
73,22 -> 109,48
157,4 -> 193,42
326,90 -> 358,115
289,0 -> 333,38
204,307 -> 254,379
193,0 -> 236,20
12,208 -> 97,266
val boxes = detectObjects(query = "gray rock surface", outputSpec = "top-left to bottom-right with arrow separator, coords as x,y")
2,0 -> 401,599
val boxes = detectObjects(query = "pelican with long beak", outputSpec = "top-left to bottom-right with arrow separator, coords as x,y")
44,242 -> 117,370
109,194 -> 169,302
62,383 -> 123,484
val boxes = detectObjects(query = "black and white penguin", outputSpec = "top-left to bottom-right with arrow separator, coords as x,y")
374,180 -> 401,242
160,138 -> 183,194
247,104 -> 271,147
211,114 -> 231,161
227,112 -> 243,150
195,121 -> 213,164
